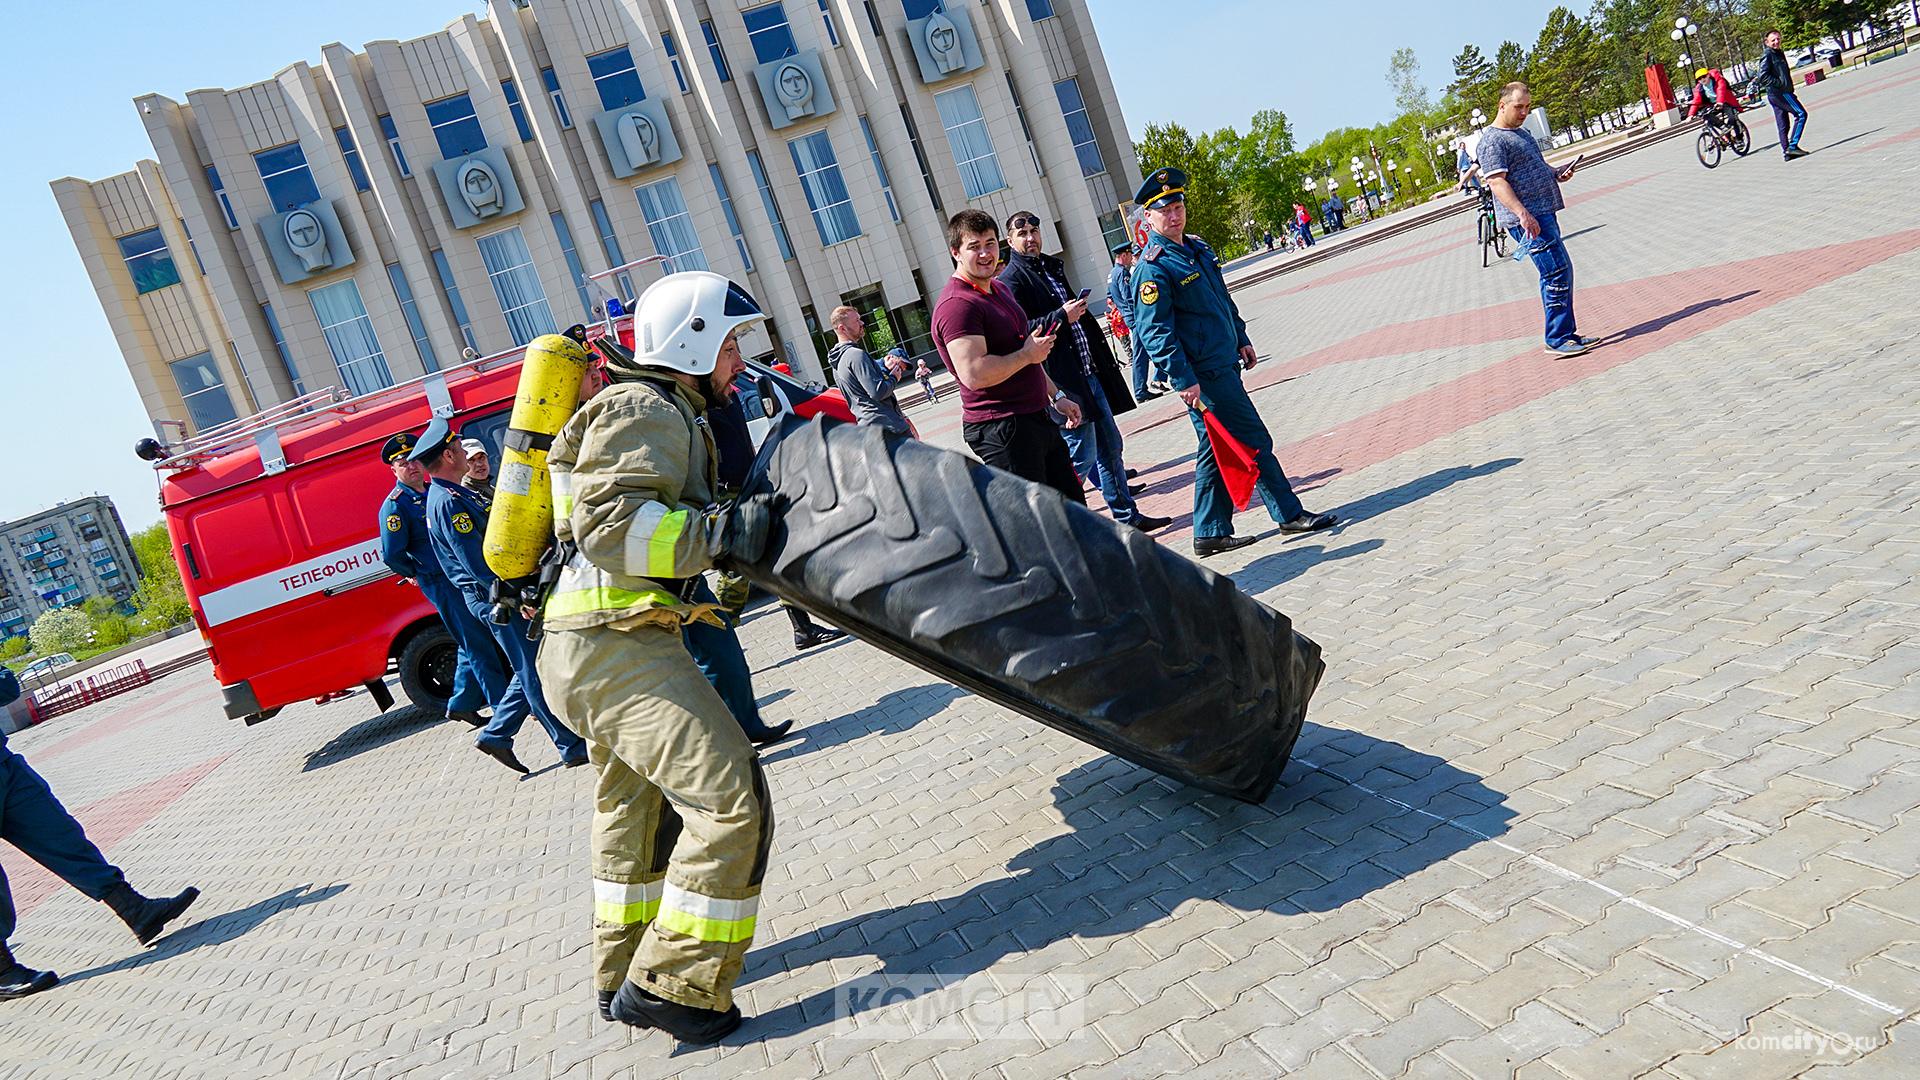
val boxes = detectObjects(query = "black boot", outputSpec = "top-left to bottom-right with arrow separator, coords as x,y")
103,882 -> 200,946
0,945 -> 58,1000
609,980 -> 742,1045
597,989 -> 617,1022
784,606 -> 846,650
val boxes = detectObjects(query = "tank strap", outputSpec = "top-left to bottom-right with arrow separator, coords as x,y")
503,428 -> 554,454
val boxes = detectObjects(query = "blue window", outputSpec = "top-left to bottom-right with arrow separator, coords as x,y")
426,94 -> 487,160
588,199 -> 636,301
502,78 -> 534,141
743,4 -> 799,65
117,227 -> 180,294
934,85 -> 1004,197
662,32 -> 690,93
169,352 -> 238,431
431,249 -> 478,352
253,142 -> 320,210
588,47 -> 646,112
635,178 -> 709,274
701,20 -> 733,82
477,226 -> 557,346
709,163 -> 752,271
789,130 -> 861,246
746,149 -> 794,260
1053,77 -> 1106,177
551,211 -> 594,318
205,165 -> 238,228
379,115 -> 411,177
818,0 -> 840,46
261,302 -> 305,394
859,114 -> 898,221
542,67 -> 574,128
1025,0 -> 1054,18
335,126 -> 371,191
309,279 -> 394,396
901,0 -> 943,18
386,263 -> 440,370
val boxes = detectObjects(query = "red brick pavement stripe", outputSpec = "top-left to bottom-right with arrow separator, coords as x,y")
2,754 -> 231,921
1848,123 -> 1920,154
1812,66 -> 1920,110
32,679 -> 211,763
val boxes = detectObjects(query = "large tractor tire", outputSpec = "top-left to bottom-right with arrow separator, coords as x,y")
733,414 -> 1326,803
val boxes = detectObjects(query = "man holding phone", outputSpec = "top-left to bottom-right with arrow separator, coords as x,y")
933,209 -> 1086,503
1479,82 -> 1594,357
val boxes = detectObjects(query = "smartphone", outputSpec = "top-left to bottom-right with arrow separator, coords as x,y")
1078,288 -> 1092,300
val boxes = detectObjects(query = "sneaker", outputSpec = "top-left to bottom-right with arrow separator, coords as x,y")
1571,335 -> 1600,349
1543,339 -> 1590,357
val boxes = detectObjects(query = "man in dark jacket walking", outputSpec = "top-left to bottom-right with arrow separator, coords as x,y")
997,211 -> 1169,532
1759,29 -> 1810,160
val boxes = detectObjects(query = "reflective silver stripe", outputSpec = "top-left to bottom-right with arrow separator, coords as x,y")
659,883 -> 758,922
619,501 -> 679,577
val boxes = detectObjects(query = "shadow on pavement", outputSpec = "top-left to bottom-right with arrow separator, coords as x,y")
1236,538 -> 1386,595
737,735 -> 1511,1041
59,883 -> 350,986
1807,127 -> 1884,151
1559,223 -> 1608,243
300,706 -> 447,772
760,683 -> 966,766
1323,458 -> 1523,534
1600,292 -> 1756,347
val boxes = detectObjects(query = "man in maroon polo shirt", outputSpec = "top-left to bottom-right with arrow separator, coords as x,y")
932,209 -> 1085,503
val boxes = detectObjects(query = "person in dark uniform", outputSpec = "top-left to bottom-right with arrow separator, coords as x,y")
378,432 -> 496,727
0,668 -> 199,1000
1129,167 -> 1337,557
413,420 -> 588,774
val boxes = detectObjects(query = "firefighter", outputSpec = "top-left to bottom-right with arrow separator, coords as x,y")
377,432 -> 495,726
412,420 -> 588,773
535,271 -> 774,1045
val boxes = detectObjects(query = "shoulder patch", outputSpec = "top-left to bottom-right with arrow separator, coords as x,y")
385,514 -> 403,533
1138,281 -> 1160,305
452,512 -> 475,535
1140,244 -> 1163,263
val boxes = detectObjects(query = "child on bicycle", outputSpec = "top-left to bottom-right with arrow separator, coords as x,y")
1686,67 -> 1741,123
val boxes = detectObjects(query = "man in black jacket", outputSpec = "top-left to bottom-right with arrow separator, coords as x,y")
1759,29 -> 1810,160
996,212 -> 1169,532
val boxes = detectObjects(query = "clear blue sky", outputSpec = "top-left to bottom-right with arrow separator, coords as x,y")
0,0 -> 1567,531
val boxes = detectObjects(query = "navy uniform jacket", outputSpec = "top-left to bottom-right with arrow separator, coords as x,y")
1129,231 -> 1251,391
379,483 -> 444,582
425,478 -> 498,618
1106,262 -> 1135,329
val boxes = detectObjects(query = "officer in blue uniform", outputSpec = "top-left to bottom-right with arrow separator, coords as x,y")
1128,167 -> 1337,557
378,432 -> 496,727
0,667 -> 200,1000
411,420 -> 588,773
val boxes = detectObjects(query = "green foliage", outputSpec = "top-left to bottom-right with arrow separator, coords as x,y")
1492,41 -> 1529,89
1387,47 -> 1431,118
92,614 -> 132,649
30,608 -> 93,655
1449,44 -> 1496,106
127,522 -> 193,633
1530,7 -> 1604,135
1134,121 -> 1246,257
0,636 -> 28,661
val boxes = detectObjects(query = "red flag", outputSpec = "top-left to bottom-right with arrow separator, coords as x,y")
1201,406 -> 1261,512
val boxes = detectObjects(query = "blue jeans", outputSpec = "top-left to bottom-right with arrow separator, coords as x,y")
417,572 -> 501,714
1058,378 -> 1139,521
478,612 -> 586,762
1186,366 -> 1306,539
1768,90 -> 1807,154
681,577 -> 769,737
1507,211 -> 1578,347
2,741 -> 126,942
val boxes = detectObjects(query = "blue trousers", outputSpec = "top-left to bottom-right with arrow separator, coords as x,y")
2,742 -> 125,943
475,608 -> 586,761
416,573 -> 501,715
1768,90 -> 1807,155
1186,366 -> 1306,539
1058,379 -> 1139,522
681,577 -> 768,737
1507,211 -> 1578,348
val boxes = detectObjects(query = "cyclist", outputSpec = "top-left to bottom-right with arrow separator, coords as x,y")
1686,66 -> 1741,125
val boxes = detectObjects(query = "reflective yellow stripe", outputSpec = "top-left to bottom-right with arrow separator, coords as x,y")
593,879 -> 663,926
647,510 -> 690,578
546,585 -> 679,618
656,884 -> 759,943
656,908 -> 757,942
555,493 -> 575,517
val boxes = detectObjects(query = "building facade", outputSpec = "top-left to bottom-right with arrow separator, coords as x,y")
0,497 -> 140,637
54,0 -> 1141,437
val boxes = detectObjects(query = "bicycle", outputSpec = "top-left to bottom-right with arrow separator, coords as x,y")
1695,104 -> 1752,168
1474,188 -> 1508,267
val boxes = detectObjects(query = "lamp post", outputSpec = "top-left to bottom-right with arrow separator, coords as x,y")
1672,16 -> 1700,70
1385,160 -> 1398,203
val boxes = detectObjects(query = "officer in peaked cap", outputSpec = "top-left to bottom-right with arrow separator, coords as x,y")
1127,166 -> 1337,559
413,418 -> 588,773
1108,237 -> 1156,401
377,428 -> 498,729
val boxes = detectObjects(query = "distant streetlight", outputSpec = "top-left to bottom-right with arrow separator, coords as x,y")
1672,16 -> 1700,66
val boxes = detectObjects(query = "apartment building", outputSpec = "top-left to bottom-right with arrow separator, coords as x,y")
0,497 -> 140,637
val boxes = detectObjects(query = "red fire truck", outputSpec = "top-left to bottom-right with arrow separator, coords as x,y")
147,314 -> 858,725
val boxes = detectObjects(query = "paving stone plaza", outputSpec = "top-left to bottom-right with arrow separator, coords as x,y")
5,58 -> 1920,1079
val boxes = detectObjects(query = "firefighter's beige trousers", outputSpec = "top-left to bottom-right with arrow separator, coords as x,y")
538,621 -> 773,1012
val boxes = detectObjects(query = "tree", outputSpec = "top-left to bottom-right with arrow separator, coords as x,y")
1449,44 -> 1496,106
128,522 -> 192,633
1230,109 -> 1307,237
1,636 -> 28,661
1492,40 -> 1530,89
30,608 -> 92,656
1387,47 -> 1431,118
1530,7 -> 1603,136
1135,122 -> 1242,257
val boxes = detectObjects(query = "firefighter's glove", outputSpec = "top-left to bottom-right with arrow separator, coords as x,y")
708,495 -> 775,568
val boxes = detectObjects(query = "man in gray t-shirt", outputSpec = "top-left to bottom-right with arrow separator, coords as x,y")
1480,81 -> 1591,357
828,305 -> 911,434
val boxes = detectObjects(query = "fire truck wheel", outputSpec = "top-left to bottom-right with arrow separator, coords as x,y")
397,623 -> 459,714
730,415 -> 1325,803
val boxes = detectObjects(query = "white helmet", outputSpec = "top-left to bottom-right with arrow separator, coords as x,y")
629,270 -> 765,376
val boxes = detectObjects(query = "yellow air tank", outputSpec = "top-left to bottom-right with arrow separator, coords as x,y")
483,332 -> 592,581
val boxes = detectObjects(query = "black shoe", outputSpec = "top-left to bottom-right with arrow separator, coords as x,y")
1277,512 -> 1338,534
0,948 -> 58,1000
476,741 -> 530,774
102,883 -> 200,946
1125,468 -> 1139,478
1128,483 -> 1147,496
1134,392 -> 1162,403
1193,535 -> 1259,558
563,753 -> 590,769
1785,146 -> 1810,159
1128,513 -> 1172,532
598,989 -> 617,1022
793,626 -> 846,650
448,710 -> 485,726
609,981 -> 743,1045
746,720 -> 795,747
